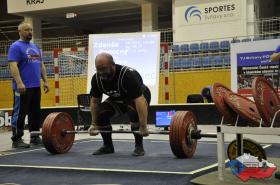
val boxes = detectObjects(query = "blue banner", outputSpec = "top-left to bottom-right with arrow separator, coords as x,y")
237,51 -> 274,67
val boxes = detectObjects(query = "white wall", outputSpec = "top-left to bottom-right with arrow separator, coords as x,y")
246,0 -> 256,36
7,0 -> 118,13
173,0 -> 257,43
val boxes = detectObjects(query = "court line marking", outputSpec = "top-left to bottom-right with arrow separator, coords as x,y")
150,140 -> 218,144
0,164 -> 194,175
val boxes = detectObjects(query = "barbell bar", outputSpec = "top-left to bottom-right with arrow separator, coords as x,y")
31,128 -> 217,138
31,130 -> 170,136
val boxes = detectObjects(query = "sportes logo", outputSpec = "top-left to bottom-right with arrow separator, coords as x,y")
185,6 -> 202,22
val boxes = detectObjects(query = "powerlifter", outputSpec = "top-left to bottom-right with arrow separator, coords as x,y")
88,53 -> 151,156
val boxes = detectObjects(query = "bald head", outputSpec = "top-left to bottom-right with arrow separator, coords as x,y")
18,22 -> 33,41
95,53 -> 115,66
95,53 -> 116,80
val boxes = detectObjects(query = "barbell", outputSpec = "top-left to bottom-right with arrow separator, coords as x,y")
31,111 -> 215,157
31,111 -> 266,160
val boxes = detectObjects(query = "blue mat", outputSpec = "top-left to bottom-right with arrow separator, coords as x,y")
0,139 -> 218,173
0,139 -> 277,185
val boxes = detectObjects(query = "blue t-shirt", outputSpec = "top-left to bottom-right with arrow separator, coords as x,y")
8,40 -> 42,90
275,45 -> 280,53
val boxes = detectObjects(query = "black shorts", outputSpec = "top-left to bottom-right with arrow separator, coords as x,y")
95,87 -> 151,126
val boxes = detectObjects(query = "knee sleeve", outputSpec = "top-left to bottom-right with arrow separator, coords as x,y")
96,103 -> 115,127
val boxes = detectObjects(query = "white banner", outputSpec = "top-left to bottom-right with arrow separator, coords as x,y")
173,0 -> 248,42
87,32 -> 160,105
176,0 -> 241,26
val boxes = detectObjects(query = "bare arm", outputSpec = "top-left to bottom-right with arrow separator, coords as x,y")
271,52 -> 280,62
134,95 -> 148,128
41,62 -> 50,93
9,61 -> 25,93
41,62 -> 48,83
90,96 -> 102,125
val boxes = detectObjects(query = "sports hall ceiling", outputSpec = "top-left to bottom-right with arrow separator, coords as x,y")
0,0 -> 172,41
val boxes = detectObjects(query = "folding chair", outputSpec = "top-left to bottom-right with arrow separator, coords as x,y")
186,94 -> 204,103
77,94 -> 92,130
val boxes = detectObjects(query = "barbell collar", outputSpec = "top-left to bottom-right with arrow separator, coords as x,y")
190,130 -> 217,139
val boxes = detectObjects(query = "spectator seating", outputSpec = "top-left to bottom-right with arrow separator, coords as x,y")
209,41 -> 219,52
201,56 -> 211,67
173,45 -> 180,54
213,55 -> 223,66
173,58 -> 181,69
193,57 -> 202,68
180,44 -> 189,54
182,58 -> 192,69
167,35 -> 279,70
200,42 -> 209,53
223,55 -> 230,66
190,43 -> 199,53
220,40 -> 230,51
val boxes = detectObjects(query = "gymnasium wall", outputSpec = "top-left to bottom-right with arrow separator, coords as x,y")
158,69 -> 231,104
0,69 -> 230,108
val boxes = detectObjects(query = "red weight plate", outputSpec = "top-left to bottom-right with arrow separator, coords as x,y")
211,83 -> 237,124
224,93 -> 261,126
169,111 -> 197,158
42,113 -> 58,154
181,111 -> 197,158
42,112 -> 75,154
170,111 -> 186,158
169,111 -> 184,156
252,77 -> 280,127
173,111 -> 186,157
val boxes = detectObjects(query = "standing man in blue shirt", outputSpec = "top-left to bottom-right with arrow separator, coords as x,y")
8,22 -> 50,148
